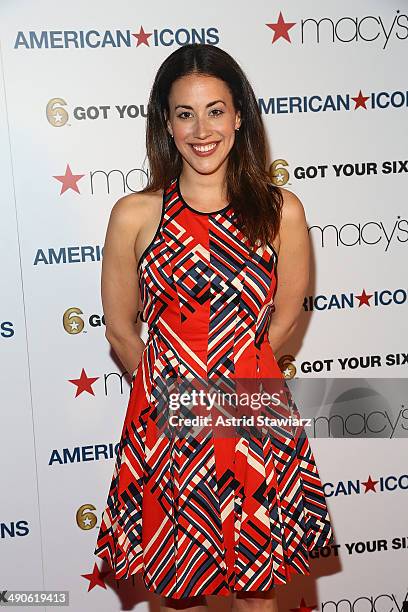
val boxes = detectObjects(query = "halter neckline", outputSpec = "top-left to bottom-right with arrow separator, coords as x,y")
175,176 -> 232,216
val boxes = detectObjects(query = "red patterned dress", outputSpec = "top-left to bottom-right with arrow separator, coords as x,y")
94,176 -> 334,598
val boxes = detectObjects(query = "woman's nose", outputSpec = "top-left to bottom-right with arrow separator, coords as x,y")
193,116 -> 211,139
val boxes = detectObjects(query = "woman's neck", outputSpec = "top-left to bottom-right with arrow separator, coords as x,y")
178,165 -> 228,208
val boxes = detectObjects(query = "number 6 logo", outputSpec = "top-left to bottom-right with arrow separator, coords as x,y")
46,97 -> 69,127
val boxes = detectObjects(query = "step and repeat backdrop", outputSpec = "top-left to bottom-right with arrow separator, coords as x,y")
0,0 -> 407,610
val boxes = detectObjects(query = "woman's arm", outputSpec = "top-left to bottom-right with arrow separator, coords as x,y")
101,194 -> 145,378
268,188 -> 310,354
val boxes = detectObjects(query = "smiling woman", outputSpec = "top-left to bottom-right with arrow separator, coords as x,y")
142,44 -> 283,248
163,73 -> 242,213
166,76 -> 241,194
94,43 -> 334,610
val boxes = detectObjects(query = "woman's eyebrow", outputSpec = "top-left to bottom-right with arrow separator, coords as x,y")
175,99 -> 226,110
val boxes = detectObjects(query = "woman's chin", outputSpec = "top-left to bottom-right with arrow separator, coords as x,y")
183,155 -> 229,176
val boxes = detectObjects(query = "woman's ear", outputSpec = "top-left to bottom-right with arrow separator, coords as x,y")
165,113 -> 173,138
235,110 -> 242,130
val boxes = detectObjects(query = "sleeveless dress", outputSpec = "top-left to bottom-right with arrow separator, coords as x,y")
93,176 -> 334,598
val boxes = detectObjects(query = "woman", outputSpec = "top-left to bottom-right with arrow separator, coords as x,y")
94,43 -> 334,610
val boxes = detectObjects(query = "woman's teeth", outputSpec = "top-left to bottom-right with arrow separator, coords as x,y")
192,143 -> 217,152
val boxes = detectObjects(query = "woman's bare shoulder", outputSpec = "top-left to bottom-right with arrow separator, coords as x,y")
108,189 -> 163,230
276,186 -> 307,228
111,189 -> 163,214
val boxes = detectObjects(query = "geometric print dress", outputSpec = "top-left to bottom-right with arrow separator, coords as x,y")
94,176 -> 334,598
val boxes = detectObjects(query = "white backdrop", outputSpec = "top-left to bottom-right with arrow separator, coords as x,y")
0,1 -> 407,611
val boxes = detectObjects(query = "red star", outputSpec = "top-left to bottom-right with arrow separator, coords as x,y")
132,26 -> 152,47
361,475 -> 379,492
53,164 -> 85,195
355,289 -> 373,307
68,368 -> 99,397
352,90 -> 370,110
266,12 -> 296,43
290,597 -> 317,612
81,563 -> 110,591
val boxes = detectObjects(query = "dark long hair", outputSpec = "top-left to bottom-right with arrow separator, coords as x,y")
141,43 -> 282,248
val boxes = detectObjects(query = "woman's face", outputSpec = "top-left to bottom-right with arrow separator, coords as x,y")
166,73 -> 241,176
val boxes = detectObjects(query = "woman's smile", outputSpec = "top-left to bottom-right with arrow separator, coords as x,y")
189,141 -> 220,156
